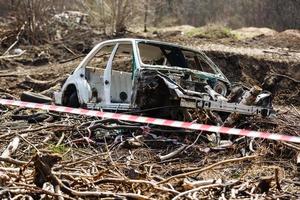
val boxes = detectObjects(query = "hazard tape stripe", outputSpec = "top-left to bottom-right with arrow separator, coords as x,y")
1,98 -> 300,143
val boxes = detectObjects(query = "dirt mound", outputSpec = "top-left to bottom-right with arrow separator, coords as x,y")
280,29 -> 300,38
0,27 -> 104,70
232,27 -> 278,39
245,29 -> 300,50
261,29 -> 300,50
185,24 -> 237,39
157,25 -> 195,33
203,50 -> 300,105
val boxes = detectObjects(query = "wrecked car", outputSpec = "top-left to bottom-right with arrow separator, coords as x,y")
54,38 -> 273,121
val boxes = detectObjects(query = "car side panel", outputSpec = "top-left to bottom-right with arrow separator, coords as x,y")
62,68 -> 92,105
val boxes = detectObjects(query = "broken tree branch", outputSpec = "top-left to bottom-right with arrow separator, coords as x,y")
2,24 -> 25,56
158,155 -> 257,185
159,145 -> 187,161
0,50 -> 26,59
0,156 -> 28,166
172,183 -> 222,200
269,73 -> 300,84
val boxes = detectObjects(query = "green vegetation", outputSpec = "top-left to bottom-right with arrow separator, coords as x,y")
231,170 -> 242,179
49,144 -> 68,154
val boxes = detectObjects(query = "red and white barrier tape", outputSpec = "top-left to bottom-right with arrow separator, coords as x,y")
0,98 -> 299,143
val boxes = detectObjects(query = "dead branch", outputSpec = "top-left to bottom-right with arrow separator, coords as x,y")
292,104 -> 300,117
62,44 -> 77,56
55,185 -> 64,200
172,183 -> 222,200
58,54 -> 85,64
0,124 -> 70,140
269,73 -> 300,84
2,24 -> 25,56
297,152 -> 300,174
275,168 -> 281,191
158,155 -> 257,185
33,153 -> 151,200
0,73 -> 23,77
159,145 -> 187,161
94,178 -> 179,195
0,50 -> 26,59
16,133 -> 40,153
23,75 -> 67,91
182,178 -> 217,190
281,141 -> 300,151
11,183 -> 74,200
0,156 -> 28,166
0,92 -> 18,99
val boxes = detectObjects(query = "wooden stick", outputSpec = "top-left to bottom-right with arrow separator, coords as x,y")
2,24 -> 25,56
158,155 -> 257,185
291,104 -> 300,117
13,183 -> 74,200
270,73 -> 300,84
182,178 -> 216,190
16,133 -> 40,153
55,185 -> 64,200
275,168 -> 282,191
172,183 -> 222,200
159,145 -> 187,161
56,132 -> 65,147
0,156 -> 28,166
282,141 -> 300,151
62,44 -> 77,56
59,54 -> 85,64
52,173 -> 152,199
94,177 -> 179,194
0,50 -> 26,59
297,152 -> 300,175
3,41 -> 18,56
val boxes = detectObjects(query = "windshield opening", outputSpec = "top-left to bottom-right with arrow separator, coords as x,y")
138,42 -> 217,74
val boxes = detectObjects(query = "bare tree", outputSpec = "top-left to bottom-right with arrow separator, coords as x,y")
83,0 -> 139,35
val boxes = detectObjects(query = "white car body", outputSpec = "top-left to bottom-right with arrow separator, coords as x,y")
54,38 -> 272,117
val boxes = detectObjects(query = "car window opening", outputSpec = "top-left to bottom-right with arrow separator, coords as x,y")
138,42 -> 217,74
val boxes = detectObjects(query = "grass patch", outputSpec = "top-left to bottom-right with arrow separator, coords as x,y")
49,144 -> 68,154
186,24 -> 237,39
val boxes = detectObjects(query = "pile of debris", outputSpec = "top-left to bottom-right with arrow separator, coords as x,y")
0,102 -> 299,199
0,12 -> 104,68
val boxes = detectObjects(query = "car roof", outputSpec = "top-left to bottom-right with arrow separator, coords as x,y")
100,38 -> 199,53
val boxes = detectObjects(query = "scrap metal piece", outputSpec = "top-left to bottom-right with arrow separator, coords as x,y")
224,86 -> 264,126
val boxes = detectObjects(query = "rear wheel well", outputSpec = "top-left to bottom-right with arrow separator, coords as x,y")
62,84 -> 78,106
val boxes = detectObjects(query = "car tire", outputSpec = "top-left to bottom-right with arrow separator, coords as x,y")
213,81 -> 228,96
67,92 -> 80,108
20,91 -> 52,104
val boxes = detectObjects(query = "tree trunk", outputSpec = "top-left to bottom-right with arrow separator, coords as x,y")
144,0 -> 149,32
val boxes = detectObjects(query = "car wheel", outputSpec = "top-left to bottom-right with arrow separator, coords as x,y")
213,81 -> 228,96
67,92 -> 80,108
20,91 -> 52,104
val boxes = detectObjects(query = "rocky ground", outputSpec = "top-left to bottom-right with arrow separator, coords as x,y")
0,22 -> 300,199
